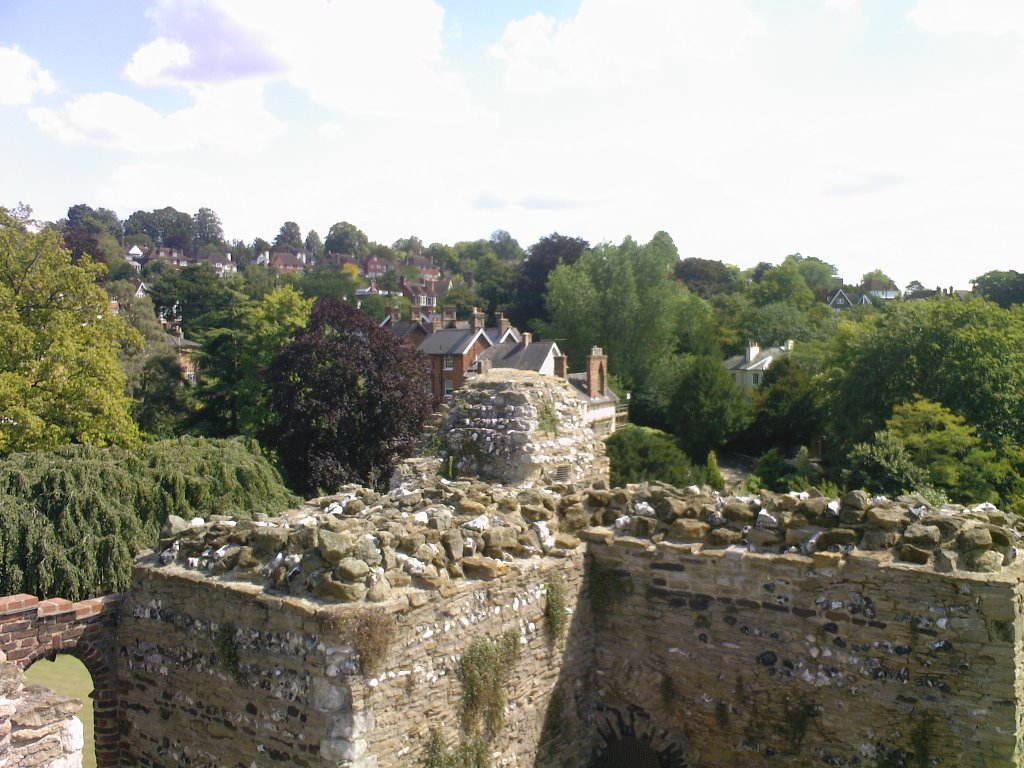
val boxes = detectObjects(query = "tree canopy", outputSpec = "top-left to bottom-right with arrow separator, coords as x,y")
262,299 -> 432,494
0,208 -> 141,454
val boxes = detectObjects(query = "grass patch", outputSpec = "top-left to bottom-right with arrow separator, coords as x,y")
213,622 -> 244,683
320,609 -> 397,678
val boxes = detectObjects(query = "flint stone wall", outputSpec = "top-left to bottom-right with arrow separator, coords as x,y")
0,660 -> 85,768
440,371 -> 608,486
120,550 -> 592,768
127,478 -> 1024,767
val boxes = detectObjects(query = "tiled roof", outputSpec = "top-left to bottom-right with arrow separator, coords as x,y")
417,328 -> 490,356
478,340 -> 559,372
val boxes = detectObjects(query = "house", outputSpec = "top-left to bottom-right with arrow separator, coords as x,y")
143,247 -> 190,269
862,277 -> 900,300
402,279 -> 439,310
826,288 -> 872,313
380,306 -> 432,350
124,245 -> 144,272
416,308 -> 492,402
193,251 -> 237,277
407,255 -> 441,282
723,341 -> 794,393
485,313 -> 521,344
476,333 -> 564,377
166,330 -> 201,385
364,256 -> 394,279
318,252 -> 360,270
270,251 -> 308,273
567,347 -> 623,436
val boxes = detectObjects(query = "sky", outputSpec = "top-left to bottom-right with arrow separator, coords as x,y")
1,0 -> 1022,289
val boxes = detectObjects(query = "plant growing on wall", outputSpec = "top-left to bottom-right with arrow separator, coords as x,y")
544,576 -> 568,642
460,630 -> 520,739
537,399 -> 559,436
587,558 -> 633,626
319,608 -> 397,679
213,622 -> 244,683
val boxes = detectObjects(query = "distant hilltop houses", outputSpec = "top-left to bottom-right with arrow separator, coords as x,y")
122,244 -> 446,286
825,277 -> 977,313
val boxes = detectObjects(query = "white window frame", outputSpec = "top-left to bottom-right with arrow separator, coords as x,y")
443,355 -> 454,371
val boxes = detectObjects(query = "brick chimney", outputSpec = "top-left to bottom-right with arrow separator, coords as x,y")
586,346 -> 607,398
554,354 -> 567,379
498,313 -> 511,336
442,305 -> 456,326
390,305 -> 401,324
470,307 -> 484,331
521,332 -> 532,347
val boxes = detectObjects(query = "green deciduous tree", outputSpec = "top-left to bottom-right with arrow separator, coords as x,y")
324,221 -> 369,257
273,221 -> 303,252
507,233 -> 588,332
885,397 -> 1009,504
971,270 -> 1024,308
541,233 -> 683,390
0,208 -> 141,453
824,299 -> 1024,450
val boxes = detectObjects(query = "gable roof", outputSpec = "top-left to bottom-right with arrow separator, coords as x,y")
723,344 -> 792,372
417,327 -> 491,356
486,326 -> 521,344
478,339 -> 560,372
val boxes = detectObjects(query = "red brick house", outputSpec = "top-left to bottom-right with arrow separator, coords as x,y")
416,308 -> 492,403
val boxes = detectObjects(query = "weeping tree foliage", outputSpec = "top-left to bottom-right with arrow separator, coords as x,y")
0,437 -> 298,600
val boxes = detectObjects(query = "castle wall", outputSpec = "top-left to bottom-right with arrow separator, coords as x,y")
588,537 -> 1023,767
118,551 -> 593,768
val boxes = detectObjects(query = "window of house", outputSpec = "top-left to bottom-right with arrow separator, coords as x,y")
753,373 -> 761,385
443,380 -> 454,398
443,355 -> 454,370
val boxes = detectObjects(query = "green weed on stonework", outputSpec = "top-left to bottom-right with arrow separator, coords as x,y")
538,399 -> 559,436
544,576 -> 568,642
214,622 -> 244,684
460,629 -> 520,739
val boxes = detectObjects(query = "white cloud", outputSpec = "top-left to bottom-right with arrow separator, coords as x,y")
29,82 -> 285,153
908,0 -> 1024,38
0,46 -> 56,107
123,38 -> 192,86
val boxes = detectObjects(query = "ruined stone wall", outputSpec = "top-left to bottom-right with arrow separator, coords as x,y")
117,475 -> 1024,768
118,476 -> 596,768
119,557 -> 592,768
575,483 -> 1024,768
441,371 -> 608,487
0,659 -> 85,768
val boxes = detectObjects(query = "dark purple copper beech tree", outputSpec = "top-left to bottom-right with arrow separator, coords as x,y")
262,298 -> 432,495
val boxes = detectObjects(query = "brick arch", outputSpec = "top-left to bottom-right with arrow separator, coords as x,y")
0,593 -> 120,767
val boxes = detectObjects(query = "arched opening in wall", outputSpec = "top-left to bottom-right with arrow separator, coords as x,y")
590,707 -> 687,768
25,653 -> 96,768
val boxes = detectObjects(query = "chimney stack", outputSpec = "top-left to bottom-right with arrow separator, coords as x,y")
554,354 -> 567,379
745,342 -> 760,364
521,332 -> 532,347
586,346 -> 607,398
498,313 -> 511,336
470,307 -> 484,331
442,305 -> 456,326
390,305 -> 401,324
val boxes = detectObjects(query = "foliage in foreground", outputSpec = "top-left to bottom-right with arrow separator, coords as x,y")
0,437 -> 298,600
262,299 -> 433,495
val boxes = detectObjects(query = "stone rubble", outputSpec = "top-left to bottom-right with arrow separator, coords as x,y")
153,479 -> 1023,604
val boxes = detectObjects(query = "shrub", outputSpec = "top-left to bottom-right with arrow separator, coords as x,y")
0,437 -> 298,599
606,425 -> 695,488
